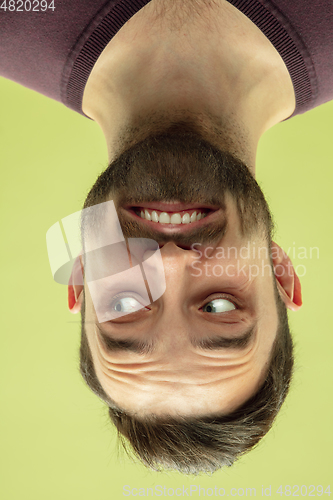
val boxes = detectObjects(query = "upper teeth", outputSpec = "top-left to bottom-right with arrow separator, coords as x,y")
138,209 -> 208,224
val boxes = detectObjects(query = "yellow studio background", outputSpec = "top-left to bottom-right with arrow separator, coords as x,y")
0,76 -> 332,499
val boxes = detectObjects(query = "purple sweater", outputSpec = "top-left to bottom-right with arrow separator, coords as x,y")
0,0 -> 332,118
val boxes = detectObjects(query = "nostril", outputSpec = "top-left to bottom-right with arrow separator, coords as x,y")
175,243 -> 194,250
159,242 -> 193,250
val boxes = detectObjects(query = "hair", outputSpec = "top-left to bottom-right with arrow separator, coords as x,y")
79,284 -> 293,475
78,130 -> 293,474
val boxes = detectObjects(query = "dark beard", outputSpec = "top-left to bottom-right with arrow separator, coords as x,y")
83,121 -> 273,249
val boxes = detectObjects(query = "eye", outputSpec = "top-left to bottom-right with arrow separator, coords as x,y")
202,298 -> 236,313
110,293 -> 148,314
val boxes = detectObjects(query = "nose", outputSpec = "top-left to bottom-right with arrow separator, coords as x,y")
159,241 -> 192,253
142,241 -> 188,262
159,241 -> 194,251
158,242 -> 200,275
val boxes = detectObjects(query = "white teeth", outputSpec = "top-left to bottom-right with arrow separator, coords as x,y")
138,209 -> 208,224
151,210 -> 159,222
159,212 -> 171,223
181,213 -> 190,224
170,213 -> 182,224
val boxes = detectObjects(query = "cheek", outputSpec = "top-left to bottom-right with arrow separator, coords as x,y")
257,304 -> 278,362
84,285 -> 98,318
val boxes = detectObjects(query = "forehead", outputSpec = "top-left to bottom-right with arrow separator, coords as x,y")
84,319 -> 275,417
81,262 -> 279,417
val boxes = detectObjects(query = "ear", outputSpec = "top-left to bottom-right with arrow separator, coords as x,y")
68,254 -> 84,314
271,241 -> 302,311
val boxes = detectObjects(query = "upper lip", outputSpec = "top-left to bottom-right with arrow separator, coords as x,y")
121,202 -> 220,213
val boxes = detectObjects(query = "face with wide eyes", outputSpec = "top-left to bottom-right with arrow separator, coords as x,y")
82,198 -> 280,418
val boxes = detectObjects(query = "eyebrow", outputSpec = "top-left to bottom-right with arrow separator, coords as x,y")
191,326 -> 255,350
96,323 -> 255,355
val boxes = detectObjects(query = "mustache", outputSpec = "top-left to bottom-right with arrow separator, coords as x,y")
116,208 -> 228,249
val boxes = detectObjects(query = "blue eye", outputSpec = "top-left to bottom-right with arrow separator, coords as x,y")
202,298 -> 236,313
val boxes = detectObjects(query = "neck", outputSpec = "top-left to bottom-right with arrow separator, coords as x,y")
82,0 -> 295,175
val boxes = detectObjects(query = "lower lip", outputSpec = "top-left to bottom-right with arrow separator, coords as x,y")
121,207 -> 219,233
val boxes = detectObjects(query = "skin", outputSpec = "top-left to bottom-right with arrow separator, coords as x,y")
69,196 -> 302,417
68,0 -> 302,416
82,0 -> 296,170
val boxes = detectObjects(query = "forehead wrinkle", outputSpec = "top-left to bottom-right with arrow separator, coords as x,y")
96,358 -> 259,408
92,327 -> 262,395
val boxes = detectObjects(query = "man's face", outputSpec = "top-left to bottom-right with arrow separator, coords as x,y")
82,121 -> 279,418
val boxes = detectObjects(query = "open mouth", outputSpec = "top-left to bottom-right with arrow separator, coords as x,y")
120,202 -> 221,233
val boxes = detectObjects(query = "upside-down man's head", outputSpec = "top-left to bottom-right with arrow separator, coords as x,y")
68,121 -> 302,474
